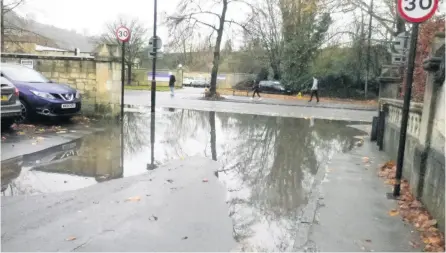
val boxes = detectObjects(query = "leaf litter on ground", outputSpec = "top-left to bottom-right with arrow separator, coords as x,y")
378,161 -> 445,252
125,196 -> 141,202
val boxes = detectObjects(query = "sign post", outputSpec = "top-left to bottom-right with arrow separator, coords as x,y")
116,26 -> 131,174
116,26 -> 131,121
151,0 -> 159,113
393,0 -> 439,197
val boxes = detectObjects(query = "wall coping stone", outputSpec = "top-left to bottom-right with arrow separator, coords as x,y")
380,98 -> 423,114
0,53 -> 116,63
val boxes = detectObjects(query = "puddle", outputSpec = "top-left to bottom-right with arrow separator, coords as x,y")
1,109 -> 366,251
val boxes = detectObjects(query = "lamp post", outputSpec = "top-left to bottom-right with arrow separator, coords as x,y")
150,0 -> 158,113
178,64 -> 183,88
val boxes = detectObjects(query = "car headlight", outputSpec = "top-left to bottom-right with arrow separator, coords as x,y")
30,90 -> 55,99
75,91 -> 81,99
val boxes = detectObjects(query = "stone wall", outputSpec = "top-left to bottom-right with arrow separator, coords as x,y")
1,51 -> 122,118
379,33 -> 445,233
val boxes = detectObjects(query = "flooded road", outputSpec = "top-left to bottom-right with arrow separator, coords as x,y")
1,109 -> 367,251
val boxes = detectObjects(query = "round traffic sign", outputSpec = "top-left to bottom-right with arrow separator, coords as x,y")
397,0 -> 439,23
116,26 -> 131,42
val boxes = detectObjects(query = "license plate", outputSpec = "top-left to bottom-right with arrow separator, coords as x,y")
61,103 -> 76,109
1,95 -> 8,101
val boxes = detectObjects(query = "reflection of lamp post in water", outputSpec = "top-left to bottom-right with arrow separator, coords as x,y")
147,112 -> 157,171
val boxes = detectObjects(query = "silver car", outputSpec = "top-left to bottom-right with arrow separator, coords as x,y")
1,76 -> 21,129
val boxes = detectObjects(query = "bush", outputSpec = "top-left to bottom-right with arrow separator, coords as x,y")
233,78 -> 254,90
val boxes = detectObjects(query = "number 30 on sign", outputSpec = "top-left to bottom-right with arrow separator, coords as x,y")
116,26 -> 131,42
398,0 -> 439,23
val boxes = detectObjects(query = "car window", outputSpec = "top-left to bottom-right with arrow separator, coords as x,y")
2,65 -> 49,83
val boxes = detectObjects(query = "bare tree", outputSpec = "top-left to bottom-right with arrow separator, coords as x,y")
245,0 -> 283,79
1,0 -> 26,51
339,0 -> 406,35
167,0 -> 251,97
98,17 -> 148,85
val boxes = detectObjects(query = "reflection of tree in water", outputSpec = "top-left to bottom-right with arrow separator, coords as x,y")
148,110 -> 364,251
123,112 -> 151,156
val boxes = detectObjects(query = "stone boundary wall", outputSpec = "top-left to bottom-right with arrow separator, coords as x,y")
1,52 -> 122,118
379,33 -> 445,233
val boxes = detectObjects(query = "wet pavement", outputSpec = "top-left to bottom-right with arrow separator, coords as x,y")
2,108 -> 368,251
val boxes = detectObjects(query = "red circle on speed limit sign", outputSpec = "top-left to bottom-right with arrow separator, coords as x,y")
116,26 -> 131,42
398,0 -> 439,23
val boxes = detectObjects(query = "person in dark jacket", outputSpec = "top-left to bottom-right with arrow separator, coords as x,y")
169,73 -> 176,98
251,80 -> 261,100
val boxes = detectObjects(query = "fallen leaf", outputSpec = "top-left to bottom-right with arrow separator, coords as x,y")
17,131 -> 25,135
409,241 -> 419,248
125,196 -> 141,202
389,209 -> 399,216
166,179 -> 174,183
362,157 -> 370,163
182,236 -> 188,240
202,178 -> 209,182
427,236 -> 442,245
365,239 -> 372,243
65,236 -> 76,241
149,215 -> 158,221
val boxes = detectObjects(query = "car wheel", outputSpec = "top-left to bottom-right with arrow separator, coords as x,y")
18,99 -> 34,123
1,119 -> 14,131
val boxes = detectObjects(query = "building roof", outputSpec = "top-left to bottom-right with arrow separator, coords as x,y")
35,44 -> 68,52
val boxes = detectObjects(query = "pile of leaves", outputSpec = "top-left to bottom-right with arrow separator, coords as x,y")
203,90 -> 225,101
379,161 -> 445,252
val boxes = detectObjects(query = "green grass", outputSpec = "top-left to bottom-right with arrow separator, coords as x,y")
124,85 -> 182,91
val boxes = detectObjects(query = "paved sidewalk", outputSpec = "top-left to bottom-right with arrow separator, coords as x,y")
294,124 -> 422,252
221,96 -> 378,111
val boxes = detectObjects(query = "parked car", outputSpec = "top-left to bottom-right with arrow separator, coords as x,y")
259,80 -> 292,95
1,76 -> 21,129
191,78 -> 208,88
183,77 -> 194,87
1,63 -> 82,122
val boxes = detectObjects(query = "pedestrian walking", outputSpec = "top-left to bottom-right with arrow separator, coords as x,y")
308,76 -> 319,103
251,80 -> 262,101
169,73 -> 176,98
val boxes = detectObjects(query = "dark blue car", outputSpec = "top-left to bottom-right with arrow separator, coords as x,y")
1,63 -> 82,122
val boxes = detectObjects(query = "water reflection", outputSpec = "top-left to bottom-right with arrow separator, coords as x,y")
128,110 -> 364,251
1,109 -> 365,251
1,127 -> 122,196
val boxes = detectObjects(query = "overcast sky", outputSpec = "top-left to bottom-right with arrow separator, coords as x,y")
13,0 -> 248,49
12,0 -> 446,50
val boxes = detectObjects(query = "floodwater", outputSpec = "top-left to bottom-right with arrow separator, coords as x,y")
1,109 -> 366,251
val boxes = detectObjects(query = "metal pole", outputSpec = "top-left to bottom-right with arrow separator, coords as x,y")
150,0 -> 157,113
121,42 -> 125,120
120,42 -> 125,173
364,0 -> 373,99
393,23 -> 419,197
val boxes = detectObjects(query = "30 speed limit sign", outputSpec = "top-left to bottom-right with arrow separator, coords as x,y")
116,26 -> 131,42
398,0 -> 439,23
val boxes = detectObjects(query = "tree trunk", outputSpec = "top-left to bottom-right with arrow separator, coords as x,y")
127,63 -> 132,85
209,0 -> 228,96
1,0 -> 4,52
